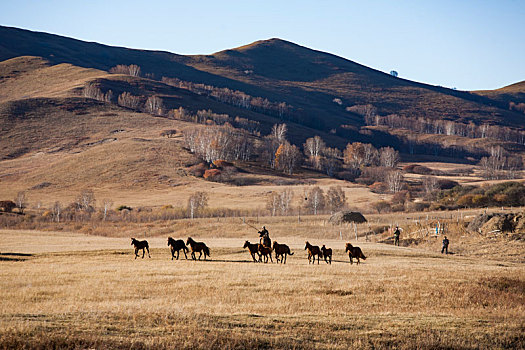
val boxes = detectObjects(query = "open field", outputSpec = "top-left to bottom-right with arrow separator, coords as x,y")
1,226 -> 524,349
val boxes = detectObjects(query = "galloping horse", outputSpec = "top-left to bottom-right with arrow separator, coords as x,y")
243,241 -> 261,262
167,237 -> 188,260
131,238 -> 150,259
186,237 -> 210,260
304,241 -> 322,265
272,241 -> 293,264
345,243 -> 367,265
321,245 -> 332,265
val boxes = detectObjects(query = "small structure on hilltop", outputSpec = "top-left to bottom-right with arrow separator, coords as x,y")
329,211 -> 368,241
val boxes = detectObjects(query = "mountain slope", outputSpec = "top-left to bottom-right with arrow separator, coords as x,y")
1,25 -> 524,134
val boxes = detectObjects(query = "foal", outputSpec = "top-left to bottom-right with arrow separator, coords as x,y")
321,245 -> 332,265
304,241 -> 321,265
272,241 -> 293,264
167,237 -> 188,260
186,237 -> 210,260
243,241 -> 261,262
131,238 -> 150,259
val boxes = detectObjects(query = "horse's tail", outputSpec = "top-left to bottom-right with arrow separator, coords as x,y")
359,249 -> 366,260
289,251 -> 294,255
204,245 -> 210,257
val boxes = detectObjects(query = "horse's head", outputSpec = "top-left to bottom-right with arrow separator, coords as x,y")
345,243 -> 352,252
243,241 -> 250,248
304,241 -> 309,250
186,237 -> 192,245
167,237 -> 173,246
272,241 -> 277,248
131,238 -> 135,245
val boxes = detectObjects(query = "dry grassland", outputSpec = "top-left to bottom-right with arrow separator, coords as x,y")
0,224 -> 523,349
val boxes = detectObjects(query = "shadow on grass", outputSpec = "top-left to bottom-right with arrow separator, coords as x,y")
0,252 -> 33,261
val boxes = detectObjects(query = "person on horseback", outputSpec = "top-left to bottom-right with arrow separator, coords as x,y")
258,226 -> 271,248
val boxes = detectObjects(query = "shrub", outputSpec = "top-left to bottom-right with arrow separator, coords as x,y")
188,163 -> 208,177
369,182 -> 387,194
203,169 -> 222,180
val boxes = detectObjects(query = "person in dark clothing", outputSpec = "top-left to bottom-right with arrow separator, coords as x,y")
393,227 -> 401,246
258,226 -> 271,247
441,236 -> 450,254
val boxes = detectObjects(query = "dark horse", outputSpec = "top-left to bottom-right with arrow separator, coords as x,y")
321,245 -> 332,265
243,240 -> 261,262
131,238 -> 150,259
273,241 -> 293,264
345,243 -> 367,265
186,237 -> 210,260
304,241 -> 322,265
167,237 -> 188,260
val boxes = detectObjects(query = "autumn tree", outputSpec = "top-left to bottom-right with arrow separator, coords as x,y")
326,186 -> 346,213
15,191 -> 26,214
76,189 -> 96,213
379,147 -> 400,168
321,147 -> 342,177
187,191 -> 208,219
52,201 -> 62,223
117,92 -> 142,110
305,186 -> 325,215
385,170 -> 404,193
102,199 -> 113,221
275,142 -> 302,175
144,96 -> 164,115
304,136 -> 326,170
271,123 -> 287,143
266,189 -> 294,216
422,176 -> 440,199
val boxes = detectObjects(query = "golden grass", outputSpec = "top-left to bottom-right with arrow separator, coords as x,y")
0,225 -> 523,349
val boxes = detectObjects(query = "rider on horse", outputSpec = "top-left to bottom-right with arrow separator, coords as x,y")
258,226 -> 271,248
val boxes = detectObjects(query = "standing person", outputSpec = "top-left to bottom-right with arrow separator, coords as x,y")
393,226 -> 401,246
441,236 -> 450,254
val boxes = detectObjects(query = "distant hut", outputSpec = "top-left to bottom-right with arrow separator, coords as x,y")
329,211 -> 368,241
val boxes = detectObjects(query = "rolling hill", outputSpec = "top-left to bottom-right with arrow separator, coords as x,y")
0,25 -> 524,208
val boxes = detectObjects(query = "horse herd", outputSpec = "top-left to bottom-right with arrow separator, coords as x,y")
131,237 -> 367,265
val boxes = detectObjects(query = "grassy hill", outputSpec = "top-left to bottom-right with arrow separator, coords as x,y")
0,26 -> 524,210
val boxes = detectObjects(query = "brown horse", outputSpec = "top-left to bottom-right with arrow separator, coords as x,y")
304,241 -> 321,264
258,244 -> 273,263
131,238 -> 150,259
345,243 -> 367,265
167,237 -> 188,260
186,237 -> 210,260
321,245 -> 332,265
243,240 -> 261,262
273,241 -> 293,264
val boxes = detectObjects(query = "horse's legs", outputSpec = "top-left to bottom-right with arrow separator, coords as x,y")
198,251 -> 202,260
176,250 -> 180,260
135,248 -> 138,259
147,247 -> 150,258
269,254 -> 273,263
283,254 -> 287,264
183,249 -> 188,259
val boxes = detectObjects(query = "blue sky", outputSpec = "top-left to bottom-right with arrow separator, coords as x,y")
1,0 -> 524,90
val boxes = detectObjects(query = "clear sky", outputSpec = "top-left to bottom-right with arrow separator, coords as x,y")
1,0 -> 524,90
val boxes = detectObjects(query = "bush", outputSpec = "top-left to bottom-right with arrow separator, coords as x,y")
369,182 -> 387,194
403,164 -> 433,175
188,163 -> 208,177
212,160 -> 234,169
437,179 -> 459,190
203,169 -> 222,181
